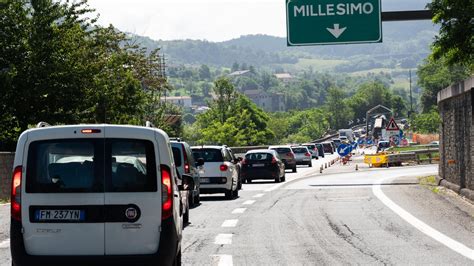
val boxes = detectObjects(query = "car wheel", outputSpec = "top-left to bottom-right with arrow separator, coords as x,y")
308,162 -> 312,167
188,191 -> 195,207
194,193 -> 200,206
237,179 -> 242,190
183,205 -> 189,225
247,178 -> 252,183
233,188 -> 239,198
225,189 -> 233,199
173,249 -> 182,266
282,172 -> 286,182
292,167 -> 297,173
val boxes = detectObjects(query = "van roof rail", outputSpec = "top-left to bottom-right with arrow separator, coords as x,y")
145,121 -> 155,128
36,122 -> 51,128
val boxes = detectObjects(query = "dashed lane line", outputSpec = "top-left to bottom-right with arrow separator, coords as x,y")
253,193 -> 265,198
0,239 -> 9,249
211,254 -> 233,266
242,200 -> 256,205
221,219 -> 238,228
373,177 -> 474,261
214,234 -> 233,245
232,208 -> 246,214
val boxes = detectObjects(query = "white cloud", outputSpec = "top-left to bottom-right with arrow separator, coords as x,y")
88,0 -> 286,42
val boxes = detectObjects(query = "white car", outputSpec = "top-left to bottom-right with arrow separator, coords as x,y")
10,122 -> 193,266
191,145 -> 239,199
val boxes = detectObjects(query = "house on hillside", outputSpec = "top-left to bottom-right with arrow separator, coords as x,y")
244,90 -> 285,112
162,96 -> 192,108
274,73 -> 293,83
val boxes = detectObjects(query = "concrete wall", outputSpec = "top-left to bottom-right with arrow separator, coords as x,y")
0,152 -> 15,200
438,76 -> 474,193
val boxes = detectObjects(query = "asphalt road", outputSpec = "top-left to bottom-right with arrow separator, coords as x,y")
1,153 -> 473,265
182,155 -> 474,265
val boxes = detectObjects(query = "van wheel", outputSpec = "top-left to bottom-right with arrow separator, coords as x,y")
292,167 -> 297,173
173,249 -> 182,266
183,206 -> 189,225
225,189 -> 233,200
308,162 -> 312,167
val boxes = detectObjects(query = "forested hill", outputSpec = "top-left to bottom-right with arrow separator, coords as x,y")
130,19 -> 437,72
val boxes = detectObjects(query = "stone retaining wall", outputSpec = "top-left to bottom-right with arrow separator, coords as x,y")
0,152 -> 15,200
438,76 -> 474,193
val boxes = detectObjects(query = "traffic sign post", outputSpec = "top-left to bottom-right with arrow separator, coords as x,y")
286,0 -> 382,46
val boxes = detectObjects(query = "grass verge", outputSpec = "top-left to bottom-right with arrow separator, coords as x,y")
0,198 -> 10,204
418,176 -> 441,194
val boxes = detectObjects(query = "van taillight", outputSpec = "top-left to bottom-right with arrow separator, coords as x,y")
161,165 -> 173,220
220,164 -> 228,171
11,166 -> 22,221
81,129 -> 101,134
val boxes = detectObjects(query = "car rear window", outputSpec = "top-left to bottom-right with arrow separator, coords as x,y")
304,145 -> 315,150
245,153 -> 272,161
192,148 -> 223,162
292,147 -> 307,153
26,139 -> 157,193
271,148 -> 291,154
172,147 -> 182,167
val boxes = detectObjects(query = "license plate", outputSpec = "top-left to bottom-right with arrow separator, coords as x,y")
253,164 -> 264,167
35,210 -> 85,221
201,178 -> 210,183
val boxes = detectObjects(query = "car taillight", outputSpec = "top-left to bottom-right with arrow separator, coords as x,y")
286,152 -> 295,158
182,144 -> 190,174
11,166 -> 22,221
220,164 -> 228,171
305,152 -> 311,157
241,159 -> 247,165
271,157 -> 277,164
161,165 -> 173,220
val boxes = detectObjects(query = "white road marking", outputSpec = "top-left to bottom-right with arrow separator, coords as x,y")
242,200 -> 256,205
253,193 -> 264,198
214,234 -> 233,245
0,239 -> 10,249
373,178 -> 474,260
232,208 -> 247,214
211,254 -> 233,266
264,183 -> 285,192
221,219 -> 238,227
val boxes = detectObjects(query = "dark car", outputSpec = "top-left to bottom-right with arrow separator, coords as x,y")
269,145 -> 297,172
241,150 -> 286,183
321,142 -> 334,154
315,143 -> 325,158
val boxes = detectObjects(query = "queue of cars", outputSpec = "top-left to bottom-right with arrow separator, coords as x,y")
9,122 -> 340,266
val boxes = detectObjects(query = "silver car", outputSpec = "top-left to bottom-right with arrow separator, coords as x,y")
291,146 -> 312,167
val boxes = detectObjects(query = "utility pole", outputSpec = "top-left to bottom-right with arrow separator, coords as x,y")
409,69 -> 413,118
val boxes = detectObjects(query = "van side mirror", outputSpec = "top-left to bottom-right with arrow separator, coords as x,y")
178,174 -> 195,191
196,158 -> 205,167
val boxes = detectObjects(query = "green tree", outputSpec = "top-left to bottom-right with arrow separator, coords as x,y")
211,77 -> 238,123
428,0 -> 474,68
326,87 -> 352,129
199,64 -> 211,80
411,108 -> 441,134
417,57 -> 470,111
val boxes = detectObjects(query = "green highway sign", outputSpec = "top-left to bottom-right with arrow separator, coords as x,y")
286,0 -> 382,46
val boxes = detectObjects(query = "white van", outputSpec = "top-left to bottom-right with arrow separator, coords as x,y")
10,122 -> 193,266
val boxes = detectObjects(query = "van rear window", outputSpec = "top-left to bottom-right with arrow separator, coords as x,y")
26,139 -> 157,193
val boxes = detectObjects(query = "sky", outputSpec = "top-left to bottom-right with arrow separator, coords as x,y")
88,0 -> 431,42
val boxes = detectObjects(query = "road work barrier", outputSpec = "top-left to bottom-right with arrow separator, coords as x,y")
364,153 -> 389,168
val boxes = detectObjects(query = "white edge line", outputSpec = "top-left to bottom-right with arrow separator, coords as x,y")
373,178 -> 474,260
243,200 -> 256,205
253,193 -> 264,198
214,234 -> 233,245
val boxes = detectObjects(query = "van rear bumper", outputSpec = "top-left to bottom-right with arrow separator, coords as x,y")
11,217 -> 180,266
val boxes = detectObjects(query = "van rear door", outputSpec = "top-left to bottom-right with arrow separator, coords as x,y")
103,127 -> 162,255
22,126 -> 105,255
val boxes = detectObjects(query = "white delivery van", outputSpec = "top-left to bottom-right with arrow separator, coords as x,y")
10,122 -> 193,266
